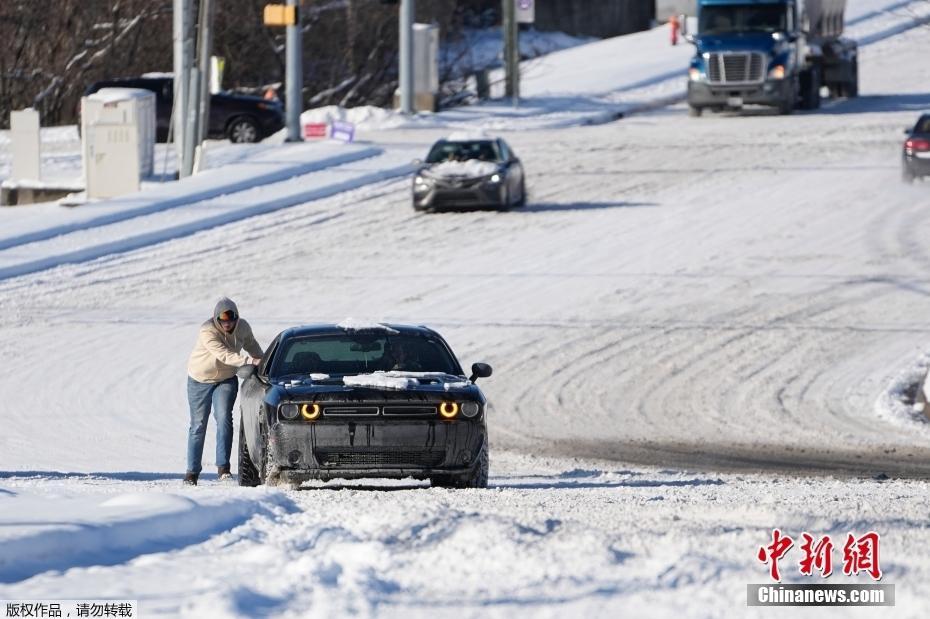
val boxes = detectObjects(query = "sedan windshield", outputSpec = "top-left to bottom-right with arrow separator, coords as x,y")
699,5 -> 787,35
426,140 -> 502,163
270,333 -> 462,379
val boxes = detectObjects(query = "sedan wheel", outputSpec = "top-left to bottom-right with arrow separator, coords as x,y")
228,117 -> 260,143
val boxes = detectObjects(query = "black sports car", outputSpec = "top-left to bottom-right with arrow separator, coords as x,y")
902,114 -> 930,183
412,136 -> 526,211
236,323 -> 492,488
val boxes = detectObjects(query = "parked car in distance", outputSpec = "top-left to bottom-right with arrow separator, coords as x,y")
83,75 -> 284,143
236,322 -> 493,489
412,133 -> 526,211
903,114 -> 930,183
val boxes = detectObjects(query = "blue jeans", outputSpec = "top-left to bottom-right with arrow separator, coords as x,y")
186,376 -> 238,474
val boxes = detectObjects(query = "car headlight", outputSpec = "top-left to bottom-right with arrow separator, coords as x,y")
488,173 -> 502,184
768,65 -> 786,80
461,402 -> 480,418
438,401 -> 459,419
688,67 -> 704,81
280,403 -> 299,420
414,175 -> 433,186
300,403 -> 321,421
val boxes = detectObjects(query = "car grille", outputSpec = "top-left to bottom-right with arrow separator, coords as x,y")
315,449 -> 445,468
436,177 -> 483,189
322,406 -> 379,417
382,405 -> 437,416
706,52 -> 765,84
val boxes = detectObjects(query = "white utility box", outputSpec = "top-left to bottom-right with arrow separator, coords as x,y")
413,23 -> 439,112
10,108 -> 41,182
81,88 -> 155,199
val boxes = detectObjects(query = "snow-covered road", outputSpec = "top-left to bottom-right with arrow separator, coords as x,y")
3,3 -> 930,616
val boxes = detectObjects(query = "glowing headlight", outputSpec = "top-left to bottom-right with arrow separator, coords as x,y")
280,404 -> 299,420
415,175 -> 432,185
300,403 -> 321,421
768,65 -> 786,80
461,402 -> 480,418
488,173 -> 502,184
438,401 -> 459,419
688,67 -> 703,81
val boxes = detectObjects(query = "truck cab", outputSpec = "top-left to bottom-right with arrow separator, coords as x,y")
685,0 -> 858,116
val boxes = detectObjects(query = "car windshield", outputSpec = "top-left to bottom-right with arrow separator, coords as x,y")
699,5 -> 787,35
270,333 -> 462,379
426,140 -> 502,163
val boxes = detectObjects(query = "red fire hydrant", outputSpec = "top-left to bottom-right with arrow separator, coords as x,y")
669,14 -> 679,46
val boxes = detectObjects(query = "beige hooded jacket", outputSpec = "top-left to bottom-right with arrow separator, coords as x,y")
187,298 -> 264,383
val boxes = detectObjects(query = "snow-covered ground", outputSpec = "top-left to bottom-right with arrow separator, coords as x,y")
3,2 -> 930,616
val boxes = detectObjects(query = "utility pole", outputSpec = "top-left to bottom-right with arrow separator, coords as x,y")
503,0 -> 519,104
399,0 -> 414,114
196,0 -> 215,145
173,0 -> 194,168
285,0 -> 303,141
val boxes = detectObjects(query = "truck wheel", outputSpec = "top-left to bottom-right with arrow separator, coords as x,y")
800,68 -> 821,110
688,105 -> 703,117
903,169 -> 915,184
847,59 -> 859,98
237,421 -> 260,487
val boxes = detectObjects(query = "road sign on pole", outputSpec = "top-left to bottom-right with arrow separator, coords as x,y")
516,0 -> 535,24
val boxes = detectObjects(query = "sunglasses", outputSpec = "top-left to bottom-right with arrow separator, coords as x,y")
217,312 -> 238,322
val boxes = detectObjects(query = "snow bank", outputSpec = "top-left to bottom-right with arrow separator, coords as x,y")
0,486 -> 297,584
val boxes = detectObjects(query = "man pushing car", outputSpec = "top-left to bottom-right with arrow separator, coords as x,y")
184,297 -> 263,486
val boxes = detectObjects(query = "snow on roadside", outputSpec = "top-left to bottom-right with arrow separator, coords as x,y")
875,353 -> 930,437
0,480 -> 297,584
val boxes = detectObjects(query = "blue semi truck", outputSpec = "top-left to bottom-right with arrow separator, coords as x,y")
684,0 -> 858,115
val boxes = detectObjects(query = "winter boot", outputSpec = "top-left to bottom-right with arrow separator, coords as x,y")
183,472 -> 199,486
217,465 -> 232,482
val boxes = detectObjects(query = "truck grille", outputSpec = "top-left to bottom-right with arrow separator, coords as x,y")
707,52 -> 765,85
316,449 -> 445,468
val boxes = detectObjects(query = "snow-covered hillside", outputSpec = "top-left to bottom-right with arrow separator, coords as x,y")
2,2 -> 930,617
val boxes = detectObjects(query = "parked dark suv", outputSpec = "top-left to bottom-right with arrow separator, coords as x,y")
83,75 -> 284,143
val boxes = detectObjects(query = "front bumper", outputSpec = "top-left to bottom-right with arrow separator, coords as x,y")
267,419 -> 486,482
413,179 -> 507,210
688,79 -> 793,109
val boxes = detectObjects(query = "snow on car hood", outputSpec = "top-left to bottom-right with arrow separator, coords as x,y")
342,371 -> 469,391
426,160 -> 500,179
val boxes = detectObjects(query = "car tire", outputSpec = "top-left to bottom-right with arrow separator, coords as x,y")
514,180 -> 527,207
238,421 -> 260,487
227,116 -> 261,143
688,105 -> 703,118
430,445 -> 489,489
903,169 -> 915,184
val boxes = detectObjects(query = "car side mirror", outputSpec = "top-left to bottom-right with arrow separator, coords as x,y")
469,362 -> 492,382
237,364 -> 256,379
904,128 -> 911,134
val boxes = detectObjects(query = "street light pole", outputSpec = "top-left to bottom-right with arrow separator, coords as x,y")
285,0 -> 303,141
399,0 -> 414,114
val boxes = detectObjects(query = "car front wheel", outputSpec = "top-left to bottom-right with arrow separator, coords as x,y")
237,420 -> 260,487
228,117 -> 261,143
